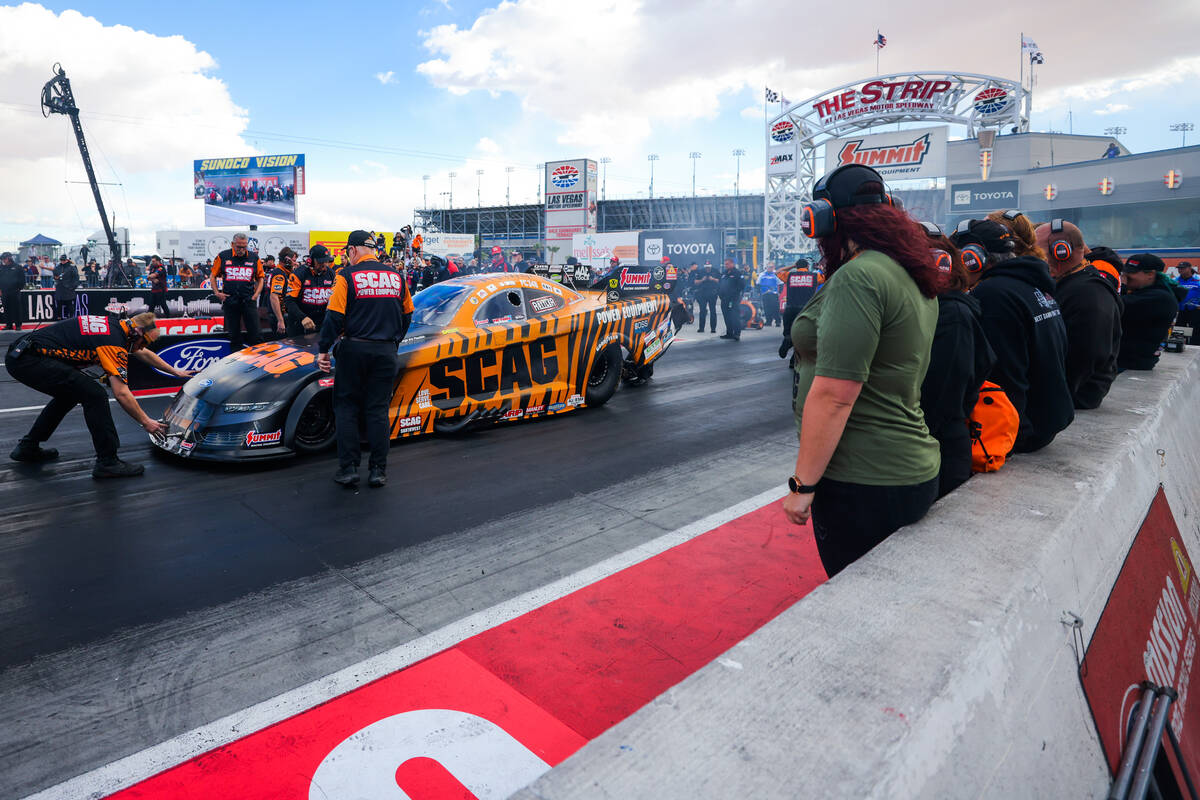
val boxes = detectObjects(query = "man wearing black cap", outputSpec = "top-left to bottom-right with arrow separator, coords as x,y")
211,233 -> 264,351
1119,253 -> 1179,370
952,219 -> 1073,453
318,230 -> 413,487
0,252 -> 24,330
53,255 -> 79,320
286,246 -> 335,335
266,247 -> 297,336
717,257 -> 745,340
691,259 -> 720,333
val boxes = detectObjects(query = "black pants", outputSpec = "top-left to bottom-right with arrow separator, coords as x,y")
333,340 -> 398,471
1,290 -> 20,328
761,292 -> 781,326
720,296 -> 741,337
56,294 -> 76,320
6,349 -> 120,460
149,292 -> 170,317
1178,308 -> 1200,344
223,297 -> 261,351
697,296 -> 717,331
811,476 -> 939,577
931,426 -> 973,499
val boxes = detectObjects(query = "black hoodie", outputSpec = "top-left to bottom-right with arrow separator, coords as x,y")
1055,264 -> 1122,409
920,291 -> 996,497
972,256 -> 1074,453
1119,274 -> 1178,370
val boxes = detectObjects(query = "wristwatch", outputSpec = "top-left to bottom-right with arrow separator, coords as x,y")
788,475 -> 818,494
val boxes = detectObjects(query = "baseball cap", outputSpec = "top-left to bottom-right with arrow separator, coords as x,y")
346,230 -> 375,248
661,256 -> 670,264
491,245 -> 503,255
59,255 -> 69,261
1124,253 -> 1165,273
951,219 -> 1014,255
309,244 -> 334,263
0,252 -> 10,259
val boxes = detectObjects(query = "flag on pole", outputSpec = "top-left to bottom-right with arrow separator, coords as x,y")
780,94 -> 790,105
765,87 -> 779,103
1030,51 -> 1045,64
874,31 -> 887,49
1021,35 -> 1039,52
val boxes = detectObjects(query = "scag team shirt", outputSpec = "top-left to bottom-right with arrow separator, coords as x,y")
318,259 -> 414,352
285,266 -> 335,322
27,315 -> 132,382
211,248 -> 264,299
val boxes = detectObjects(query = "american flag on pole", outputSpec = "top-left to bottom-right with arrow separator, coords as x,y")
1021,35 -> 1039,52
875,31 -> 887,49
765,87 -> 779,103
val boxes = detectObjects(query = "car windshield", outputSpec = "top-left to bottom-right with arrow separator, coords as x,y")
411,283 -> 470,328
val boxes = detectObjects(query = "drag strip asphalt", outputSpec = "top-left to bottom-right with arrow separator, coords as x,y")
0,325 -> 799,798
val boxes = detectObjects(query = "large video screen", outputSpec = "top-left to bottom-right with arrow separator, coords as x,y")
194,154 -> 305,227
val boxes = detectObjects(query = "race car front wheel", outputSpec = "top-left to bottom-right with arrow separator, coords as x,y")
585,343 -> 622,407
292,391 -> 335,452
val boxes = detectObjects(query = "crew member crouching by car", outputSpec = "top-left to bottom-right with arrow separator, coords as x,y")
286,246 -> 335,335
318,230 -> 413,488
5,312 -> 193,478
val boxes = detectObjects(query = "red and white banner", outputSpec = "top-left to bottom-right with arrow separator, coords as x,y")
1081,487 -> 1200,788
823,125 -> 948,181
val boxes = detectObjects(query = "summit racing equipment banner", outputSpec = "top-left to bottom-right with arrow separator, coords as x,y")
823,125 -> 947,180
1081,487 -> 1200,789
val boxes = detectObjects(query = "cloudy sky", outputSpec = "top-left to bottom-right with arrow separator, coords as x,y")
1,0 -> 1199,252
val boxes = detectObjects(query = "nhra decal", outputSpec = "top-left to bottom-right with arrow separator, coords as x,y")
245,429 -> 282,447
429,337 -> 560,405
77,315 -> 111,335
229,342 -> 316,375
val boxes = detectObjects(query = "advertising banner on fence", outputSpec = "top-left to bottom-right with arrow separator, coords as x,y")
195,154 -> 305,227
823,125 -> 948,181
157,230 -> 310,263
950,180 -> 1020,212
9,288 -> 222,325
571,232 -> 640,270
638,229 -> 723,265
768,145 -> 797,176
421,233 -> 476,257
1081,488 -> 1200,790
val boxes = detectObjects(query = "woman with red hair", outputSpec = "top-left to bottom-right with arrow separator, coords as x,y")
783,165 -> 942,577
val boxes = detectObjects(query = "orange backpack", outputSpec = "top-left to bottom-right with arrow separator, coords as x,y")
969,381 -> 1019,473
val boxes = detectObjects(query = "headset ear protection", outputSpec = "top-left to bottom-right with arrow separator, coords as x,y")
919,221 -> 944,238
1001,209 -> 1024,222
931,249 -> 953,273
799,165 -> 899,239
959,245 -> 986,273
1048,218 -> 1073,262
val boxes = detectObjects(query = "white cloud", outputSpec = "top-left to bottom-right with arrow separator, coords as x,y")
476,136 -> 501,154
741,105 -> 763,121
375,70 -> 396,85
0,4 -> 250,249
1036,56 -> 1200,112
1093,103 -> 1131,116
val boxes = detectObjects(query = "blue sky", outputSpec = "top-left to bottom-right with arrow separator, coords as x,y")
1,1 -> 1199,251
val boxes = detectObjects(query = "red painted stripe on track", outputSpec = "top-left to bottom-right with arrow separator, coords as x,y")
105,499 -> 825,798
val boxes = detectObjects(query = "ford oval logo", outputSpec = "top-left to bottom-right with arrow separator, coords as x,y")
199,378 -> 213,387
153,338 -> 232,376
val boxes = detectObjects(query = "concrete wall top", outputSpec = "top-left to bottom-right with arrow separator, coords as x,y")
514,349 -> 1200,800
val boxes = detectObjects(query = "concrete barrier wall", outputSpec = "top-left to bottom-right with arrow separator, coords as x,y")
513,348 -> 1200,799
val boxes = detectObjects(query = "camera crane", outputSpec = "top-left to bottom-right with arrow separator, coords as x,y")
40,63 -> 128,287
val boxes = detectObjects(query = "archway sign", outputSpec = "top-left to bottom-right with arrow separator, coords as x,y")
765,72 -> 1029,259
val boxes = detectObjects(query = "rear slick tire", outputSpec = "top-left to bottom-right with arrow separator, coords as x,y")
585,343 -> 622,407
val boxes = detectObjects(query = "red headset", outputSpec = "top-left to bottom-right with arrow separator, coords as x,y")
1047,218 -> 1073,262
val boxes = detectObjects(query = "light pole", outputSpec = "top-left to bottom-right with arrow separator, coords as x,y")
505,166 -> 514,206
1170,122 -> 1194,147
448,171 -> 456,210
422,174 -> 430,210
689,152 -> 701,199
536,163 -> 544,203
732,148 -> 745,242
1103,126 -> 1126,137
599,156 -> 611,200
647,154 -> 658,199
476,169 -> 484,207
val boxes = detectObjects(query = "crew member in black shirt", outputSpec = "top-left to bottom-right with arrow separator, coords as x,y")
211,232 -> 264,351
779,258 -> 820,358
147,255 -> 170,317
286,246 -> 335,334
53,255 -> 79,319
266,248 -> 296,336
1119,253 -> 1179,371
0,252 -> 24,330
318,230 -> 413,488
717,258 -> 746,340
691,260 -> 720,333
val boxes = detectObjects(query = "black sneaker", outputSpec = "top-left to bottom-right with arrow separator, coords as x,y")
368,466 -> 386,488
719,334 -> 733,339
333,466 -> 359,486
92,458 -> 144,479
11,438 -> 59,462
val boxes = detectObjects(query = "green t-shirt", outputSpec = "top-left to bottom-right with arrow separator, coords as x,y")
791,250 -> 940,485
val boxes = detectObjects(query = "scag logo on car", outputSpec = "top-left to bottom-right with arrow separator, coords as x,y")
230,342 -> 316,375
352,270 -> 404,298
398,415 -> 422,434
245,429 -> 282,448
429,337 -> 560,406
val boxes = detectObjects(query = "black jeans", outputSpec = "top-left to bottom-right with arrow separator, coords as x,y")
720,296 -> 741,337
697,296 -> 717,331
1,290 -> 20,328
56,294 -> 76,320
6,349 -> 120,460
223,296 -> 261,351
761,292 -> 781,326
333,340 -> 398,471
811,476 -> 939,577
149,292 -> 170,317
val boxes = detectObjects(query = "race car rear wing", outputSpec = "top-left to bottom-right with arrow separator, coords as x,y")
588,263 -> 681,303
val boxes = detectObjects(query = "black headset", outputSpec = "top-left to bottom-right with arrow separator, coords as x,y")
953,219 -> 988,274
799,165 -> 901,239
1047,218 -> 1073,262
1001,209 -> 1025,222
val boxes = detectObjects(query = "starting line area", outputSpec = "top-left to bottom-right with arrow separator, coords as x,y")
29,486 -> 825,800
